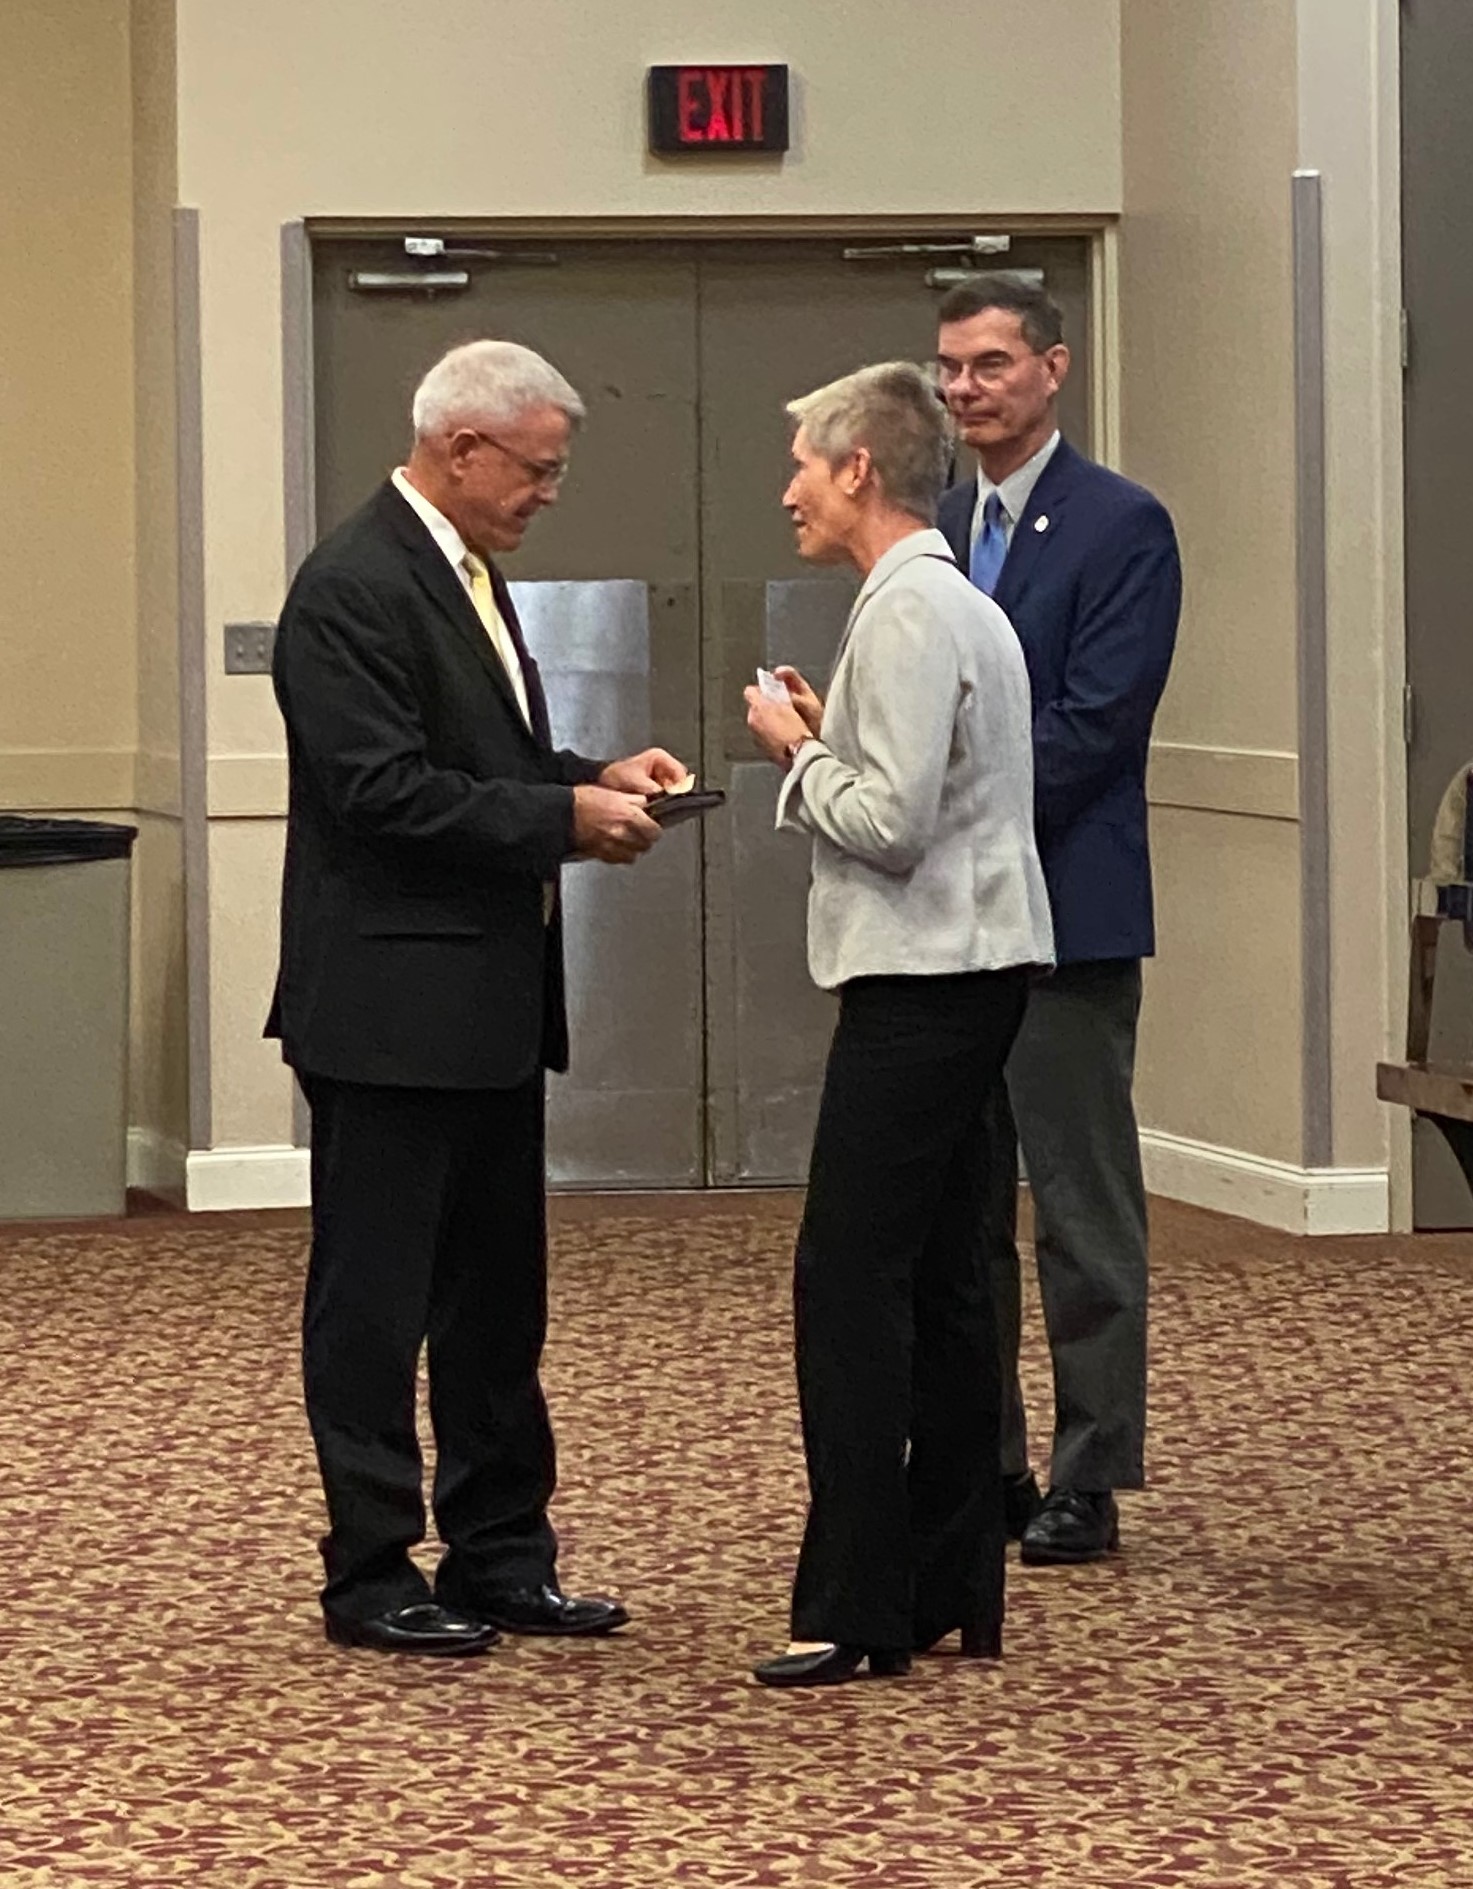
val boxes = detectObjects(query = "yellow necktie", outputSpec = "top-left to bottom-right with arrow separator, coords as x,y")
463,552 -> 533,731
462,551 -> 554,924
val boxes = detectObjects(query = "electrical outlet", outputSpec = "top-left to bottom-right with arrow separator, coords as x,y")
224,621 -> 276,674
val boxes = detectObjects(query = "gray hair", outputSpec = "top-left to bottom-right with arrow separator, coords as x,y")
786,361 -> 952,522
411,339 -> 586,438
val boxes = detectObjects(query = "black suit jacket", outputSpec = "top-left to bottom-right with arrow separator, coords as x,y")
938,440 -> 1180,964
265,480 -> 605,1089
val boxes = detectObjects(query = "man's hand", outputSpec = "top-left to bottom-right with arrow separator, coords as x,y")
571,786 -> 662,864
599,748 -> 691,795
772,666 -> 824,737
744,687 -> 813,768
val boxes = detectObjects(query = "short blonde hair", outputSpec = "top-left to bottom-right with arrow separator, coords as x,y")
786,361 -> 952,521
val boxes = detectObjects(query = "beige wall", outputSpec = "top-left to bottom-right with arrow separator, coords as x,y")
132,0 -> 181,792
171,0 -> 1125,1153
1120,0 -> 1402,1212
1121,3 -> 1301,760
0,1 -> 138,791
1145,812 -> 1304,1164
1120,0 -> 1306,1165
0,1 -> 187,1171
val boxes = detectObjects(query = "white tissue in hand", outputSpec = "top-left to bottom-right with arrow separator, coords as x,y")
756,668 -> 790,704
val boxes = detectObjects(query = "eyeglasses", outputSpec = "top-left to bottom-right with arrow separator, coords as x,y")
465,429 -> 569,491
933,352 -> 1027,390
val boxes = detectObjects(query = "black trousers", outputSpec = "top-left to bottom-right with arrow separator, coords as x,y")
300,1073 -> 557,1622
790,968 -> 1028,1651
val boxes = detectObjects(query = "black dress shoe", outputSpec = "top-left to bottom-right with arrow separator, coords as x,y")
463,1583 -> 629,1637
1004,1469 -> 1044,1541
1020,1487 -> 1121,1566
324,1602 -> 498,1656
753,1644 -> 912,1688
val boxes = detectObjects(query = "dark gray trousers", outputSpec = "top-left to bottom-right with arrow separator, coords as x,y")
982,960 -> 1148,1492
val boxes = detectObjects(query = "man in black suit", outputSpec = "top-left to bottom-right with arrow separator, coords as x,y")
935,277 -> 1181,1566
268,338 -> 689,1655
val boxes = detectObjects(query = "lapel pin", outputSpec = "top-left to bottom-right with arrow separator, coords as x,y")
1034,515 -> 1050,533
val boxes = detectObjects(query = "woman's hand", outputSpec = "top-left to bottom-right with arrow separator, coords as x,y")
773,666 -> 824,737
744,687 -> 813,767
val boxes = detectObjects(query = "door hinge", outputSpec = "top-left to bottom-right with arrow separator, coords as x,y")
1404,681 -> 1416,746
1401,307 -> 1411,372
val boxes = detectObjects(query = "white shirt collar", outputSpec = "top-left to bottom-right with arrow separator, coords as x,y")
391,466 -> 471,573
972,429 -> 1062,540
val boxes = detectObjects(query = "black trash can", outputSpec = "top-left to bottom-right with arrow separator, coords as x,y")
0,817 -> 138,1219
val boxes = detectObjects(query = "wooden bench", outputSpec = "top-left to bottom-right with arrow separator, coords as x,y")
1377,889 -> 1473,1190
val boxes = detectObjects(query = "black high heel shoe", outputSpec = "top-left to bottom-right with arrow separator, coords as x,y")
915,1618 -> 1003,1659
959,1621 -> 1003,1658
752,1643 -> 913,1688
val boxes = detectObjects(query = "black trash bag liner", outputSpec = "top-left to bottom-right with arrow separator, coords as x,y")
0,816 -> 138,869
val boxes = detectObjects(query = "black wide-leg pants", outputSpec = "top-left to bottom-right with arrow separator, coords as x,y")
299,1073 -> 557,1623
789,968 -> 1028,1652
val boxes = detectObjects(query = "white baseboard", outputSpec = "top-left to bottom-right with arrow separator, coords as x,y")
1139,1128 -> 1390,1235
185,1144 -> 310,1212
126,1127 -> 188,1197
167,1128 -> 1386,1234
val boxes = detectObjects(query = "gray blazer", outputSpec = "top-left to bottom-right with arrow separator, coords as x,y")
775,528 -> 1054,991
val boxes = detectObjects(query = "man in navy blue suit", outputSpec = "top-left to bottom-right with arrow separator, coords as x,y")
935,275 -> 1181,1565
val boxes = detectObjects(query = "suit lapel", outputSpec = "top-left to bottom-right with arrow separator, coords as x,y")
831,529 -> 953,672
940,478 -> 976,567
994,440 -> 1081,616
378,485 -> 545,747
488,561 -> 552,746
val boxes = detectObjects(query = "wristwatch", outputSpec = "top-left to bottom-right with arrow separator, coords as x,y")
783,735 -> 816,769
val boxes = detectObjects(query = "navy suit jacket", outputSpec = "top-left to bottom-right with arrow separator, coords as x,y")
938,439 -> 1181,964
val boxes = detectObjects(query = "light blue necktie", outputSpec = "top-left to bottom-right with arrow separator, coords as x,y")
969,489 -> 1008,596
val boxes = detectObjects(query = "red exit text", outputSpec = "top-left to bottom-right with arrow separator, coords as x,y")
677,67 -> 769,144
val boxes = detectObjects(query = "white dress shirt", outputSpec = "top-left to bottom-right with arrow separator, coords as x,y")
969,429 -> 1061,550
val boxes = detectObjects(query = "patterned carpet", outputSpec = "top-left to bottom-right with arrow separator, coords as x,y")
4,1190 -> 1473,1887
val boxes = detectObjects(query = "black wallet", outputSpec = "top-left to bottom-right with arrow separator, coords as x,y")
646,787 -> 727,827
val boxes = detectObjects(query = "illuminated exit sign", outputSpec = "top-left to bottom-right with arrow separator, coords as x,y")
647,65 -> 790,155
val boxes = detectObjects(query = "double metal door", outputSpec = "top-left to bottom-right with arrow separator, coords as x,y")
309,233 -> 1092,1185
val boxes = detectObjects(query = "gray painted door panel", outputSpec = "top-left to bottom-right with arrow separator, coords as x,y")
1403,2 -> 1473,1225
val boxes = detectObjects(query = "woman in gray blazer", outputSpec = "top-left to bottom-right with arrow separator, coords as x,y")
745,362 -> 1053,1688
